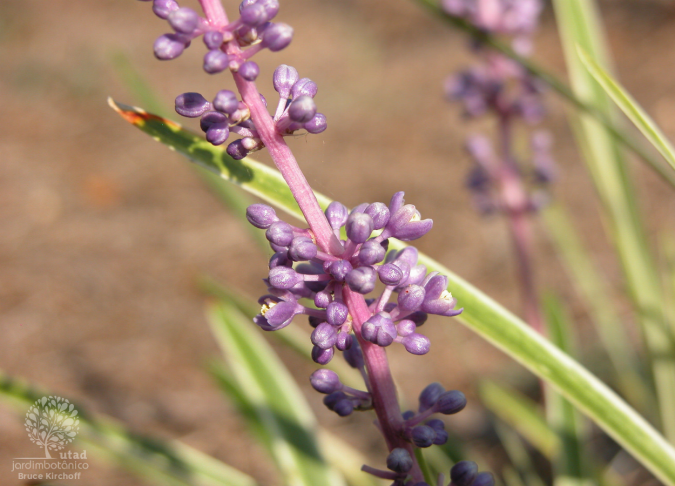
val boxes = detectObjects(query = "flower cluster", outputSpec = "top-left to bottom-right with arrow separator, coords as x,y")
247,192 -> 462,364
172,64 -> 326,158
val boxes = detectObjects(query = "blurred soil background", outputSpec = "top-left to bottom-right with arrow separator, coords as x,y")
1,0 -> 675,484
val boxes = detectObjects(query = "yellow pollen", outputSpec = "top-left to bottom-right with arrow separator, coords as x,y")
260,301 -> 277,316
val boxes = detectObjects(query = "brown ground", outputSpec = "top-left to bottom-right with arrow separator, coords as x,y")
1,0 -> 675,485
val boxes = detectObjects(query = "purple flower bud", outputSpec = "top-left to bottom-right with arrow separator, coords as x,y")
262,23 -> 293,52
289,236 -> 318,261
326,301 -> 348,326
473,472 -> 495,486
310,369 -> 341,394
346,267 -> 377,294
408,311 -> 428,326
378,263 -> 403,286
261,300 -> 298,328
365,202 -> 390,230
402,333 -> 430,355
351,202 -> 369,214
402,410 -> 415,420
227,140 -> 249,160
273,64 -> 299,98
269,251 -> 292,269
398,285 -> 425,311
239,61 -> 260,81
323,391 -> 347,410
265,221 -> 294,247
411,425 -> 436,448
394,247 -> 419,267
400,264 -> 427,288
396,319 -> 417,337
168,7 -> 200,34
426,419 -> 445,431
213,90 -> 239,114
437,390 -> 466,415
389,191 -> 405,214
268,267 -> 303,289
391,260 -> 410,285
336,332 -> 352,351
258,0 -> 280,19
358,240 -> 386,266
314,290 -> 331,308
451,461 -> 479,486
153,0 -> 179,19
328,260 -> 353,282
246,204 -> 279,229
312,345 -> 334,364
325,201 -> 349,230
240,3 -> 268,26
311,322 -> 338,349
386,448 -> 413,473
291,78 -> 318,99
361,313 -> 396,347
346,212 -> 374,244
175,92 -> 210,118
308,316 -> 323,328
344,339 -> 364,368
203,31 -> 224,50
421,274 -> 462,316
206,122 -> 230,145
304,113 -> 327,134
154,34 -> 188,60
203,49 -> 229,74
288,96 -> 317,123
200,111 -> 227,132
333,398 -> 354,416
386,204 -> 433,241
433,429 -> 448,445
419,382 -> 444,413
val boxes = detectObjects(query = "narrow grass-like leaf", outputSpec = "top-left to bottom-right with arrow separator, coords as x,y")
207,302 -> 346,486
552,0 -> 675,444
0,371 -> 256,486
479,380 -> 559,459
577,47 -> 675,174
111,101 -> 675,484
493,421 -> 547,486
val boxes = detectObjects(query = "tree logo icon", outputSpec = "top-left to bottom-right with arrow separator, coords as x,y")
25,396 -> 80,458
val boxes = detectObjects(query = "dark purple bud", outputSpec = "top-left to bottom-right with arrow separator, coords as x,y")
346,267 -> 377,294
326,301 -> 348,326
262,23 -> 293,52
411,425 -> 436,448
268,267 -> 303,289
451,461 -> 478,486
402,333 -> 430,355
386,448 -> 413,473
288,96 -> 317,123
336,332 -> 352,351
411,483 -> 431,486
473,472 -> 495,486
419,382 -> 444,413
289,236 -> 318,261
333,399 -> 354,416
240,3 -> 268,26
344,339 -> 364,369
213,90 -> 239,114
387,204 -> 433,241
346,212 -> 374,244
291,78 -> 318,99
432,429 -> 448,445
314,290 -> 331,308
437,390 -> 467,415
227,140 -> 249,160
310,369 -> 341,394
154,34 -> 188,60
153,0 -> 179,19
407,311 -> 428,326
311,322 -> 338,349
273,64 -> 299,98
361,313 -> 396,347
265,221 -> 294,247
175,92 -> 210,118
308,316 -> 323,328
365,203 -> 390,230
304,113 -> 327,134
206,122 -> 230,145
200,111 -> 227,132
323,391 -> 348,410
269,251 -> 292,269
396,319 -> 417,337
312,345 -> 334,364
402,410 -> 415,420
168,7 -> 200,34
262,300 -> 298,328
358,240 -> 386,266
246,204 -> 279,229
328,260 -> 353,282
325,201 -> 349,230
378,263 -> 404,286
204,31 -> 224,50
398,285 -> 425,312
426,419 -> 445,431
203,49 -> 230,74
239,61 -> 260,81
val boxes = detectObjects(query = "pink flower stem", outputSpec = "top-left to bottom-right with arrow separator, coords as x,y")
343,286 -> 424,483
198,0 -> 229,27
